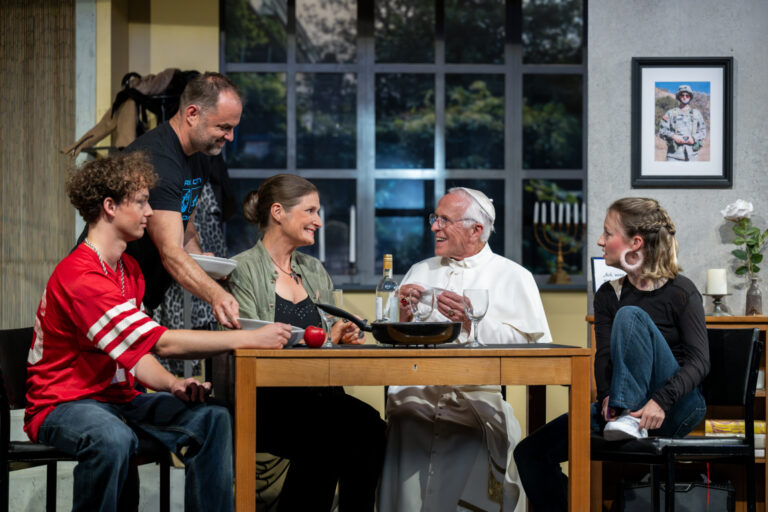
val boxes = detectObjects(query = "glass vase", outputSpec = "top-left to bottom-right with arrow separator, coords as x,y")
745,276 -> 763,316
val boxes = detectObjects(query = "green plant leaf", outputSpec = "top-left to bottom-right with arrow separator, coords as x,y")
734,225 -> 747,236
733,237 -> 746,245
753,254 -> 764,263
732,249 -> 748,260
735,265 -> 748,275
747,239 -> 758,247
747,227 -> 761,237
754,264 -> 761,273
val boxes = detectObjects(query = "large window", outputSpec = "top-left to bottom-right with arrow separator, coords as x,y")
222,0 -> 586,287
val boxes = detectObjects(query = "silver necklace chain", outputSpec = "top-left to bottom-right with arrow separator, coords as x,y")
83,238 -> 125,297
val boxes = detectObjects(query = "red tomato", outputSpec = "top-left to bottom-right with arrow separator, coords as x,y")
304,326 -> 326,347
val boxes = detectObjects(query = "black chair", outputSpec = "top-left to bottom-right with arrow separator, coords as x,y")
592,327 -> 762,512
0,327 -> 171,511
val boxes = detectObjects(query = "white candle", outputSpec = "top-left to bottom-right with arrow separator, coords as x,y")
565,203 -> 571,225
550,202 -> 556,225
558,203 -> 564,224
349,205 -> 356,264
541,203 -> 547,224
533,202 -> 539,224
318,206 -> 326,263
574,202 -> 580,225
706,269 -> 727,295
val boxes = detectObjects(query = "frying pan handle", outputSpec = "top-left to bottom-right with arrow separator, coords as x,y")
315,303 -> 372,332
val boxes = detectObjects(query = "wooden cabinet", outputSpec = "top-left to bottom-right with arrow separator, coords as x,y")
586,315 -> 768,511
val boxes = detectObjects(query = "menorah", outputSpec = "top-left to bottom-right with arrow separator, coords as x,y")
532,201 -> 586,284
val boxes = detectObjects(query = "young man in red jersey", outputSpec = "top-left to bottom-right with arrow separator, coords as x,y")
25,152 -> 290,511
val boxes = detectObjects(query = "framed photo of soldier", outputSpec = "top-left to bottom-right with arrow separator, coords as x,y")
631,57 -> 733,187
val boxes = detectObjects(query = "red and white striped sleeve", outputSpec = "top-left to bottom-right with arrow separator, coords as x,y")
70,268 -> 166,370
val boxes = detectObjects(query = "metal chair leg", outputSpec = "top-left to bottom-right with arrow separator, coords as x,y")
747,458 -> 756,512
160,458 -> 170,512
46,461 -> 57,512
1,460 -> 9,512
665,456 -> 675,512
650,465 -> 660,512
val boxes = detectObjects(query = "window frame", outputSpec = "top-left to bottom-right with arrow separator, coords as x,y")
220,0 -> 588,289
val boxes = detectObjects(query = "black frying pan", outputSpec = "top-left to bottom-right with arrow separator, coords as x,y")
315,303 -> 461,346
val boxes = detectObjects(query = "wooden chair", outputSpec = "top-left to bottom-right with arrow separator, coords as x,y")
0,327 -> 172,511
591,327 -> 762,512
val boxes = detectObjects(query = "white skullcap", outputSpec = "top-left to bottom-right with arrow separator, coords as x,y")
451,187 -> 495,223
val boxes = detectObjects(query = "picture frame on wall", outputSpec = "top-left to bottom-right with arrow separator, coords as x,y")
631,57 -> 733,187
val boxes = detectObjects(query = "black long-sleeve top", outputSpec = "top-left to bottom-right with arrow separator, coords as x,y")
593,274 -> 710,411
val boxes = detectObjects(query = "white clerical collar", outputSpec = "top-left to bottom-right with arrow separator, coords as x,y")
444,243 -> 492,269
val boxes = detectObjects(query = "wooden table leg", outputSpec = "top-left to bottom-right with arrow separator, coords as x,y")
234,357 -> 257,512
569,355 -> 591,511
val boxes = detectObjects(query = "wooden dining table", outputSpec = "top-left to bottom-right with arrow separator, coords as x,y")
233,343 -> 592,511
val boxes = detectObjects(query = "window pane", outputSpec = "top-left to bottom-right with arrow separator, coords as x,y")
375,0 -> 435,63
375,74 -> 435,169
445,179 -> 504,255
297,0 -> 356,63
226,178 -> 357,275
297,73 -> 357,169
445,0 -> 504,64
226,73 -> 286,169
522,0 -> 583,65
523,74 -> 582,169
522,178 -> 584,276
224,0 -> 287,63
375,179 -> 435,274
446,74 -> 504,169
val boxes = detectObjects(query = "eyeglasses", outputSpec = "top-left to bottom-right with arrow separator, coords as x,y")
428,213 -> 477,228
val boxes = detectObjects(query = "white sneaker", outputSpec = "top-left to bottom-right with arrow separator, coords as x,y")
603,413 -> 648,441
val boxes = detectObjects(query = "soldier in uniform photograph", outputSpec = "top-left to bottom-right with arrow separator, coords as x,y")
658,84 -> 707,161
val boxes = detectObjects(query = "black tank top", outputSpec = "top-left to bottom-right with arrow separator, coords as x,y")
274,294 -> 322,330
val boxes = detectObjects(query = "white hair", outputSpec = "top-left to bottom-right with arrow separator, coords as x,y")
447,187 -> 495,242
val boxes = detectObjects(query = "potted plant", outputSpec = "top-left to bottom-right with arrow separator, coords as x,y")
722,199 -> 768,315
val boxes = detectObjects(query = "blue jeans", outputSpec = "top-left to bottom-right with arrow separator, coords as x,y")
38,393 -> 233,512
609,306 -> 706,437
513,306 -> 706,511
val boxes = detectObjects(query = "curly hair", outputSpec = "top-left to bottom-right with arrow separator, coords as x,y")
66,152 -> 158,224
608,197 -> 680,279
242,174 -> 317,231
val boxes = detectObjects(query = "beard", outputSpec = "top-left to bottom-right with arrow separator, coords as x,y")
190,126 -> 225,156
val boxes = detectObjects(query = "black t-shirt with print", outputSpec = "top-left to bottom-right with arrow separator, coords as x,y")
124,122 -> 213,310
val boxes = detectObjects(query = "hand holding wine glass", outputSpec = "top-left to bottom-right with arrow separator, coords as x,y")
462,289 -> 489,348
314,289 -> 343,348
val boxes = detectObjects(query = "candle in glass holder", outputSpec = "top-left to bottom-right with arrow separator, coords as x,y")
706,268 -> 727,295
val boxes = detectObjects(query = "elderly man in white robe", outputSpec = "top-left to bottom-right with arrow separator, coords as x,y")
378,187 -> 552,512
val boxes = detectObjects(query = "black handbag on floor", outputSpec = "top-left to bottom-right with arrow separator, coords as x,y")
619,474 -> 734,512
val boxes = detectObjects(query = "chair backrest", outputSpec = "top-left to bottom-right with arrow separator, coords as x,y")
702,328 -> 762,408
0,327 -> 34,411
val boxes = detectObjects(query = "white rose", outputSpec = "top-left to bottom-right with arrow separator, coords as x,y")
721,199 -> 753,221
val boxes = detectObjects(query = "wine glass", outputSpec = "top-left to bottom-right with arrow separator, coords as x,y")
409,288 -> 435,322
315,289 -> 343,348
462,289 -> 489,348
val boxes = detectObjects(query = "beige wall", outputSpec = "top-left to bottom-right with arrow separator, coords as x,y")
96,0 -> 219,123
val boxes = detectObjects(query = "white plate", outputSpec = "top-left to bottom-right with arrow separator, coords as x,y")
238,318 -> 305,347
189,254 -> 237,279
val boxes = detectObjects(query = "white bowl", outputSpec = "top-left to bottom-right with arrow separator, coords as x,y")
190,254 -> 237,279
238,318 -> 305,347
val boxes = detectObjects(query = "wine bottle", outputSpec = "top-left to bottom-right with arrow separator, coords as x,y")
375,254 -> 398,321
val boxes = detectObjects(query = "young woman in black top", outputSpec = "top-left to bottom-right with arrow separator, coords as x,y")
513,197 -> 710,511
